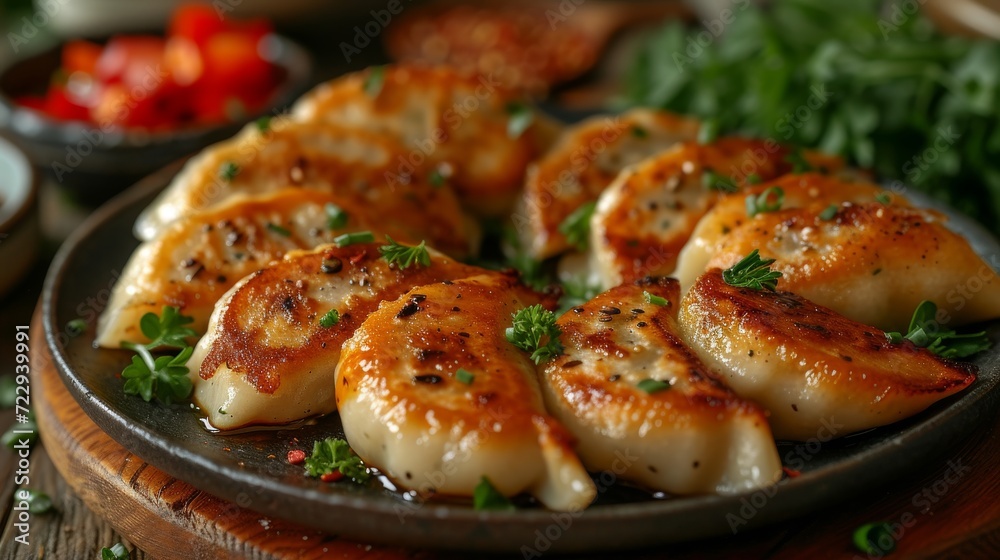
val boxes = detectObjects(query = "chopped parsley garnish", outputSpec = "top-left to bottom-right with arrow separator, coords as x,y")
266,222 -> 291,237
304,437 -> 370,483
745,173 -> 762,185
702,170 -> 739,193
746,186 -> 785,217
120,306 -> 197,405
255,116 -> 271,133
319,309 -> 340,328
784,148 -> 814,173
643,291 -> 669,306
473,476 -> 515,511
886,300 -> 990,359
333,231 -> 375,247
101,544 -> 129,560
429,167 -> 446,187
506,304 -> 563,364
66,318 -> 87,337
456,368 -> 475,385
852,522 -> 896,556
379,237 -> 431,269
819,204 -> 839,221
20,489 -> 53,514
325,203 -> 349,230
558,201 -> 597,251
363,65 -> 385,98
505,101 -> 534,139
722,250 -> 782,291
637,378 -> 671,394
697,119 -> 719,144
876,192 -> 892,205
218,161 -> 240,182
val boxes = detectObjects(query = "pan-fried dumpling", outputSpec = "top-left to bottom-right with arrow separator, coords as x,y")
678,198 -> 1000,332
540,277 -> 782,495
675,173 -> 898,294
590,141 -> 844,288
679,269 -> 978,440
135,120 -> 476,242
188,243 -> 481,429
336,273 -> 596,511
294,65 -> 556,215
514,109 -> 701,260
99,181 -> 478,348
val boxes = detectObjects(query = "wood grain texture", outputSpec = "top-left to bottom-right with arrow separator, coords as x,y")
20,308 -> 1000,559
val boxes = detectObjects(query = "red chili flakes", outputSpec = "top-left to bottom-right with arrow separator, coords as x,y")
287,449 -> 306,465
320,470 -> 344,483
349,250 -> 367,265
782,466 -> 801,478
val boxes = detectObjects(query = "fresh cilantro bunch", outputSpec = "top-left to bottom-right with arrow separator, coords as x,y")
121,306 -> 197,405
627,0 -> 1000,230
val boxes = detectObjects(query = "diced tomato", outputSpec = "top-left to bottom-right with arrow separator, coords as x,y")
62,40 -> 102,75
95,36 -> 168,86
201,31 -> 273,91
44,87 -> 90,122
169,4 -> 226,47
164,36 -> 204,87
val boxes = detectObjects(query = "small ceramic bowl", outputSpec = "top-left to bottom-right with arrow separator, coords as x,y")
0,134 -> 38,299
0,34 -> 312,205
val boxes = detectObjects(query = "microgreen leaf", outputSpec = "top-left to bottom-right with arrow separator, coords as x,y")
885,300 -> 990,359
379,236 -> 431,269
304,437 -> 370,483
722,250 -> 783,291
506,304 -> 563,364
474,476 -> 515,511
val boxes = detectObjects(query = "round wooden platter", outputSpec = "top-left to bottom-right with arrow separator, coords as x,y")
29,307 -> 1000,559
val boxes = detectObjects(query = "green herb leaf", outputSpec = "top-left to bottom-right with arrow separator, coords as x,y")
304,437 -> 370,483
643,291 -> 669,306
101,543 -> 129,560
637,378 -> 671,394
325,203 -> 349,230
784,149 -> 814,173
746,186 -> 785,217
722,250 -> 783,291
379,236 -> 431,269
819,204 -> 839,220
1,417 -> 37,450
0,376 -> 17,409
364,65 -> 385,98
506,304 -> 563,364
333,231 -> 375,247
138,306 -> 196,351
875,192 -> 892,205
456,368 -> 475,385
21,489 -> 53,514
255,116 -> 271,133
266,222 -> 291,237
219,161 -> 240,182
505,101 -> 534,139
121,344 -> 194,405
702,170 -> 739,193
473,476 -> 515,511
319,309 -> 340,328
746,173 -> 762,185
558,201 -> 597,251
559,276 -> 601,313
885,300 -> 991,359
698,119 -> 719,144
852,522 -> 896,555
429,166 -> 447,188
67,318 -> 87,338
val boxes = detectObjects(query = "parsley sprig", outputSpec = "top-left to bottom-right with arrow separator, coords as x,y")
559,201 -> 597,251
506,304 -> 563,364
120,306 -> 196,405
473,476 -> 515,511
304,437 -> 370,483
379,237 -> 431,269
722,250 -> 783,291
746,186 -> 785,217
886,300 -> 990,359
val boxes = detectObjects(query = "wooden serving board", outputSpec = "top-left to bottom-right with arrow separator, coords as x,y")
29,308 -> 1000,559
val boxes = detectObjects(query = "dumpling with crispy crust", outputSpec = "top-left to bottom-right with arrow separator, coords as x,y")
679,269 -> 978,440
589,141 -> 844,288
188,243 -> 482,430
294,65 -> 555,215
514,108 -> 702,260
540,277 -> 782,495
678,198 -> 1000,332
136,120 -> 476,242
336,273 -> 597,512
